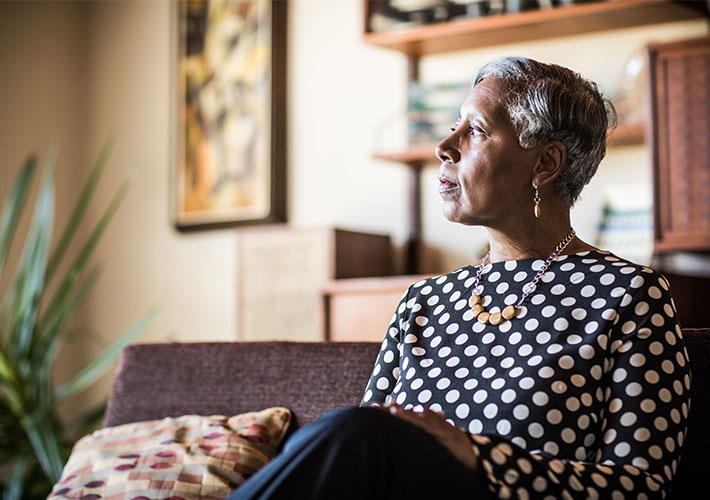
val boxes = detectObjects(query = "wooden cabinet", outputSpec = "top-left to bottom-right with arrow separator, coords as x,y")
321,275 -> 428,341
648,36 -> 710,253
363,0 -> 709,273
236,226 -> 392,341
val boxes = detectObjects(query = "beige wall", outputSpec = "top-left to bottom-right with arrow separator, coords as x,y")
0,0 -> 707,418
0,1 -> 87,279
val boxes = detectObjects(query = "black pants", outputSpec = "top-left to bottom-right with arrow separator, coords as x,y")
226,406 -> 496,500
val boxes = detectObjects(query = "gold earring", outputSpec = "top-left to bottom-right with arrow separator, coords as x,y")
534,186 -> 541,218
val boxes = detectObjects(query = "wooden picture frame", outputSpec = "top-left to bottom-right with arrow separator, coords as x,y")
171,0 -> 286,230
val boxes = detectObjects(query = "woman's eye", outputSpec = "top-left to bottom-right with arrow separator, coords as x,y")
470,126 -> 486,137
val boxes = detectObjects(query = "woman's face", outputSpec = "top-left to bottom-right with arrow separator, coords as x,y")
436,78 -> 541,228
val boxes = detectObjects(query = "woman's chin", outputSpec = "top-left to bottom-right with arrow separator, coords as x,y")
442,208 -> 478,226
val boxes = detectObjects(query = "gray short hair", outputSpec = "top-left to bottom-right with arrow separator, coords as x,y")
473,57 -> 617,206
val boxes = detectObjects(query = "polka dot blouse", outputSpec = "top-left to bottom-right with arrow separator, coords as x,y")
362,250 -> 690,499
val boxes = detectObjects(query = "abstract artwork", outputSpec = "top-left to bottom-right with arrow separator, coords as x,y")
172,0 -> 286,229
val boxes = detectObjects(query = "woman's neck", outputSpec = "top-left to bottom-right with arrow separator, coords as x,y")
485,213 -> 596,264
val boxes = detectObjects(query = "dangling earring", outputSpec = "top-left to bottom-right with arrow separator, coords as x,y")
533,185 -> 541,218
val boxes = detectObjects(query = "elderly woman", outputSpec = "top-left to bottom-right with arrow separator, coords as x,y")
229,57 -> 689,499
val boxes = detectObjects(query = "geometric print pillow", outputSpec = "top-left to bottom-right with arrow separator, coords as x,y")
48,407 -> 292,500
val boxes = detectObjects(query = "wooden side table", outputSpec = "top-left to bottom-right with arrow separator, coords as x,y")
321,274 -> 429,341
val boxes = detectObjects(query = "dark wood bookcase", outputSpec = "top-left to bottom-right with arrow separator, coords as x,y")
648,36 -> 710,253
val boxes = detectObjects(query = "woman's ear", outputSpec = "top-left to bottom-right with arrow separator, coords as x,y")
532,141 -> 566,189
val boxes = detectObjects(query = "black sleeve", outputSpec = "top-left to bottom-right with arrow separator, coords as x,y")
361,287 -> 409,406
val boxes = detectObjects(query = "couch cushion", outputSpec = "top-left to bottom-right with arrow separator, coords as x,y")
50,407 -> 291,499
104,341 -> 381,428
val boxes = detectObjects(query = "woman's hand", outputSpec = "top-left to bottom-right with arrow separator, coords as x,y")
385,403 -> 480,473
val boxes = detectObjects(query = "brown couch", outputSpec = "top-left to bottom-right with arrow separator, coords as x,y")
105,328 -> 710,499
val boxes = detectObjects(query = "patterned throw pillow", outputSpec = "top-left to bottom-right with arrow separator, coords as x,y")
48,407 -> 292,500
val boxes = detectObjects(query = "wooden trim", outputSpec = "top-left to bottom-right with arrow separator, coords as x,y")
373,144 -> 438,165
607,122 -> 645,148
322,275 -> 430,295
363,0 -> 708,56
647,44 -> 664,245
654,235 -> 710,253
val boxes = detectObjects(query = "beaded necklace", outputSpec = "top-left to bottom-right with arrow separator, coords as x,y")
468,228 -> 576,325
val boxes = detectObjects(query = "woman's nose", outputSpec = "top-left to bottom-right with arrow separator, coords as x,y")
435,133 -> 460,164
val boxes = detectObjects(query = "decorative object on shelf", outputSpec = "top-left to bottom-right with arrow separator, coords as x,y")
556,0 -> 601,4
172,0 -> 286,230
612,49 -> 648,127
505,0 -> 540,13
366,0 -> 614,33
594,184 -> 653,266
368,0 -> 455,32
394,0 -> 452,25
0,143 -> 155,499
368,0 -> 507,32
408,81 -> 470,147
448,0 -> 492,19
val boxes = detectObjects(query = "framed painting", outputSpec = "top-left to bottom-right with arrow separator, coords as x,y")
171,0 -> 286,230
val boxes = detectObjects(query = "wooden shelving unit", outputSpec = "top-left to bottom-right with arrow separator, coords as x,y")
364,0 -> 708,56
363,0 -> 708,274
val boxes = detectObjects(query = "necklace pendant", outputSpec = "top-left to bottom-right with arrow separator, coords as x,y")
502,305 -> 517,320
471,304 -> 484,317
464,228 -> 574,326
477,311 -> 490,324
468,294 -> 482,307
489,311 -> 503,325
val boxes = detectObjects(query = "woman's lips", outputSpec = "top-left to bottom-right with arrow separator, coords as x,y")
438,178 -> 458,193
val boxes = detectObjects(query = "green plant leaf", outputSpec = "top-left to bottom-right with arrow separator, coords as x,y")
31,267 -> 101,410
2,455 -> 29,500
41,171 -> 133,339
44,137 -> 115,283
0,344 -> 19,389
53,308 -> 157,403
36,266 -> 102,373
0,143 -> 152,497
21,413 -> 64,482
7,147 -> 56,365
0,154 -> 37,283
0,349 -> 23,415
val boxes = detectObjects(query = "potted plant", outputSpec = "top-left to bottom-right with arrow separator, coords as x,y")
0,141 -> 155,499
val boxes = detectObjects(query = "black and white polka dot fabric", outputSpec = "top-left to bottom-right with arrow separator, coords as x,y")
362,250 -> 690,499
